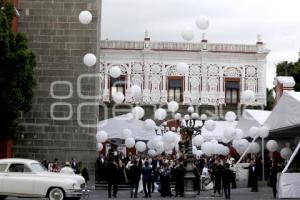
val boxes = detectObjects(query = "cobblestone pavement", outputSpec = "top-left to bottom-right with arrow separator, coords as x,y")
7,187 -> 278,200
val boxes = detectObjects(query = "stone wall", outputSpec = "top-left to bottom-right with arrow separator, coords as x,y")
14,0 -> 102,177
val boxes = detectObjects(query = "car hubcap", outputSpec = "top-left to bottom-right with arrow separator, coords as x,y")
50,189 -> 62,200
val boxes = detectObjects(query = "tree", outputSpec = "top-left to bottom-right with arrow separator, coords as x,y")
0,1 -> 36,140
265,88 -> 275,111
276,58 -> 300,91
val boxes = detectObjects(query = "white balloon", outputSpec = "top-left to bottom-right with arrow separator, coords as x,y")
174,113 -> 182,120
241,90 -> 256,104
125,137 -> 135,148
221,136 -> 231,144
147,140 -> 154,149
132,106 -> 145,119
155,108 -> 167,120
196,16 -> 210,30
168,101 -> 179,112
135,141 -> 146,152
96,143 -> 103,151
112,92 -> 124,104
131,85 -> 142,98
181,26 -> 194,41
266,140 -> 279,152
258,126 -> 269,138
155,141 -> 164,153
176,62 -> 189,74
250,142 -> 261,154
192,146 -> 197,153
280,147 -> 292,160
148,149 -> 157,156
144,119 -> 156,131
96,131 -> 108,143
201,142 -> 213,156
163,132 -> 176,143
235,129 -> 244,140
204,120 -> 216,131
249,126 -> 259,138
79,10 -> 92,24
193,135 -> 204,147
225,111 -> 236,122
211,139 -> 218,144
122,129 -> 132,139
126,113 -> 135,122
223,147 -> 230,156
224,127 -> 236,141
152,136 -> 163,145
212,143 -> 221,154
109,66 -> 121,78
237,139 -> 249,152
195,150 -> 203,157
83,53 -> 96,67
232,139 -> 239,148
187,106 -> 195,113
163,142 -> 175,151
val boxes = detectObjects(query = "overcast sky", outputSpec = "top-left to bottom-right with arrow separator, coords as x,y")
101,0 -> 300,88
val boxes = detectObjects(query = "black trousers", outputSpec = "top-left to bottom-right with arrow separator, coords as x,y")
175,180 -> 184,196
223,183 -> 231,198
251,180 -> 258,192
143,180 -> 151,197
272,184 -> 277,198
108,182 -> 118,197
130,181 -> 139,198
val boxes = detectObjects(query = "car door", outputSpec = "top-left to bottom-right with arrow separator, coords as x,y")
0,163 -> 9,193
1,163 -> 34,195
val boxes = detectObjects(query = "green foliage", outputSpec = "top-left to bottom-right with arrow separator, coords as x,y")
0,2 -> 36,138
265,88 -> 275,111
276,58 -> 300,91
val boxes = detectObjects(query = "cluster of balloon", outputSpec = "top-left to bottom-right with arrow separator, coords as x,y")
200,140 -> 230,157
181,16 -> 209,42
95,131 -> 108,151
79,11 -> 97,68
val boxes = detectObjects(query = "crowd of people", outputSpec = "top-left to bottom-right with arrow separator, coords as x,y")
96,153 -> 242,199
41,158 -> 90,182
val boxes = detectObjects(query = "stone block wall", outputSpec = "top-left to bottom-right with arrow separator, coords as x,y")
14,0 -> 102,177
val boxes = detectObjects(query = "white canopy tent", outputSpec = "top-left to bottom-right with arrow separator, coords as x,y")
97,115 -> 157,140
98,115 -> 237,142
199,120 -> 237,141
264,91 -> 300,132
235,109 -> 271,137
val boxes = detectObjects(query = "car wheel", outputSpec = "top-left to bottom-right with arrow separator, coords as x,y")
48,188 -> 64,200
0,195 -> 7,200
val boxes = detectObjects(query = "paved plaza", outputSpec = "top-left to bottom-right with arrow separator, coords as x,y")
6,187 -> 278,200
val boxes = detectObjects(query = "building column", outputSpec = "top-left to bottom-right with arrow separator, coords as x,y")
103,63 -> 110,102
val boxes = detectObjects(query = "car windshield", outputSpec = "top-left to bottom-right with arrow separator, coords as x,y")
30,163 -> 47,172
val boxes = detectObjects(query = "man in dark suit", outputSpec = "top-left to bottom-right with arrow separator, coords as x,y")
129,160 -> 142,198
106,157 -> 119,198
142,161 -> 152,198
222,163 -> 232,199
247,160 -> 259,192
270,161 -> 280,198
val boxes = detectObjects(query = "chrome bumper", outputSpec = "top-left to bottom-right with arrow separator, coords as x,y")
65,188 -> 90,199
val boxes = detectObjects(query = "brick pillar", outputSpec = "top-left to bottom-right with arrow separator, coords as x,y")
14,0 -> 102,180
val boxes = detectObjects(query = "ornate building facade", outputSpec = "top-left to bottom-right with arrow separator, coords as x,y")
99,34 -> 270,106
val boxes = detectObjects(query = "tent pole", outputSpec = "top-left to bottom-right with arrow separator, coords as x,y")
237,136 -> 258,164
282,141 -> 300,173
262,138 -> 265,181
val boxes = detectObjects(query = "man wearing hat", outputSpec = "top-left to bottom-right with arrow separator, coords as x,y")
60,161 -> 75,174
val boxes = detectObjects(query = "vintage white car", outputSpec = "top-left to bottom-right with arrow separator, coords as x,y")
0,158 -> 89,200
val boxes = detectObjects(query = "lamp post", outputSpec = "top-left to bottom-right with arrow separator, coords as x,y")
176,106 -> 207,198
155,121 -> 169,136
